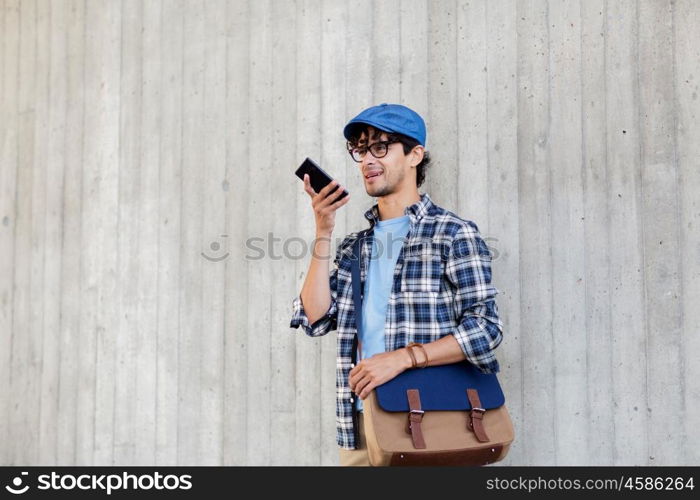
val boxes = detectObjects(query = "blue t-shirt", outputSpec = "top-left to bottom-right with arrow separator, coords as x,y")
355,214 -> 411,412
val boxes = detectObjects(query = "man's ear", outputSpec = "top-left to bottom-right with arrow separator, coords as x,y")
411,146 -> 425,167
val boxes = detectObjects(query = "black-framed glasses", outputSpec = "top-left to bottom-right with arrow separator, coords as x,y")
346,140 -> 399,163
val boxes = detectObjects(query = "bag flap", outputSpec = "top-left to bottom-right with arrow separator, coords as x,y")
375,362 -> 505,412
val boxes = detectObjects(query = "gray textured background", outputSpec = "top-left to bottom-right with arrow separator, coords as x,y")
0,0 -> 698,466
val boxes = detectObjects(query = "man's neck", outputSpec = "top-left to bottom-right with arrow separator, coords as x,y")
377,191 -> 421,221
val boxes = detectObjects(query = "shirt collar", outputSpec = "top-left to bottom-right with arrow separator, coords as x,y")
363,192 -> 435,228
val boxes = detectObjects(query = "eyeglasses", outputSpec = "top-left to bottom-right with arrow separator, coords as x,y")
346,140 -> 399,163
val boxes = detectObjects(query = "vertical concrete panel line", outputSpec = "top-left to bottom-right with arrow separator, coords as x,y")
341,0 -> 347,199
76,0 -> 87,465
292,0 -> 300,419
245,0 -> 274,463
544,0 -> 558,465
222,0 -> 229,463
178,0 -> 185,464
577,0 -> 591,463
245,0 -> 251,462
90,0 -> 99,465
8,0 -> 20,465
426,0 -> 432,181
37,12 -> 48,449
25,0 -> 34,463
198,0 -> 206,464
22,0 -> 33,462
267,0 -> 272,463
56,0 -> 69,463
38,0 -> 53,463
515,0 -> 525,461
246,0 -> 252,463
669,0 -> 687,463
370,0 -> 375,104
46,0 -> 58,464
292,0 -> 299,462
0,1 -> 3,448
154,0 -> 162,460
633,0 -> 651,465
398,0 -> 402,103
317,0 -> 323,459
176,0 -> 185,463
4,0 -> 20,467
0,0 -> 3,102
28,0 -> 42,458
31,0 -> 44,464
483,0 -> 489,229
453,0 -> 457,204
111,0 -> 124,465
602,0 -> 616,462
199,0 -> 205,463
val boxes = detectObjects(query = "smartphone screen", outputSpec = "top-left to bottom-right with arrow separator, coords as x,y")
295,157 -> 349,200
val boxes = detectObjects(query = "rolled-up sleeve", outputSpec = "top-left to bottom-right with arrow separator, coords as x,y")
289,245 -> 341,337
445,223 -> 504,373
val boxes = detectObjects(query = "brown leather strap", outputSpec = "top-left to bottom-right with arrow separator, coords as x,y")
406,342 -> 429,368
406,389 -> 426,449
466,388 -> 489,442
404,346 -> 417,368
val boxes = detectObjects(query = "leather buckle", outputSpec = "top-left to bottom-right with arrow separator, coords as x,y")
408,409 -> 424,431
409,409 -> 424,422
469,407 -> 485,428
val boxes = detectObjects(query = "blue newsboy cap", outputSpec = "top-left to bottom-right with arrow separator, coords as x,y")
343,103 -> 427,147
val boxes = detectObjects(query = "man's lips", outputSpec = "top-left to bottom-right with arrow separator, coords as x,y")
365,170 -> 383,180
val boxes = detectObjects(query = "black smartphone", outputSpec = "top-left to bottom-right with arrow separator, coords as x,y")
295,157 -> 349,200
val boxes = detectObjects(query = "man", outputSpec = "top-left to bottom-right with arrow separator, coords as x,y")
289,103 -> 504,466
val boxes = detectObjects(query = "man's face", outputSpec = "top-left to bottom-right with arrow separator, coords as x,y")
353,126 -> 420,198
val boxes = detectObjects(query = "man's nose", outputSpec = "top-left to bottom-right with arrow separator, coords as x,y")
361,150 -> 377,167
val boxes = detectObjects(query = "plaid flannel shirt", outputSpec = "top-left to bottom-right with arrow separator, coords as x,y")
289,192 -> 504,449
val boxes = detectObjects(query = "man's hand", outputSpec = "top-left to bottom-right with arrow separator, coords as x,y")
349,349 -> 413,400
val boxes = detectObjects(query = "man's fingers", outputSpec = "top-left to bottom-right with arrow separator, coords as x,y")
331,191 -> 349,207
349,367 -> 361,390
303,174 -> 316,197
353,373 -> 371,397
320,193 -> 349,215
348,366 -> 360,390
304,175 -> 346,207
321,179 -> 339,195
316,182 -> 344,210
359,381 -> 375,399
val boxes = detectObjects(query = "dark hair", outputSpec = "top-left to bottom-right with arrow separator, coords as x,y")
346,125 -> 432,188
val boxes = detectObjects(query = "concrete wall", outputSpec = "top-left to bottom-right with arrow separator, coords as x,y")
0,0 -> 698,465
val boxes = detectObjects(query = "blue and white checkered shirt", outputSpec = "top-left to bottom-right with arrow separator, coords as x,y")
289,192 -> 504,449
